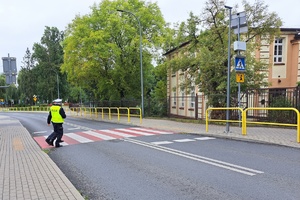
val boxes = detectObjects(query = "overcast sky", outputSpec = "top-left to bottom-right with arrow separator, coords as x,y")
1,0 -> 299,73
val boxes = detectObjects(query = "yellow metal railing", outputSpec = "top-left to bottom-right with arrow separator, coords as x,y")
0,106 -> 50,112
2,106 -> 142,123
0,106 -> 142,123
67,106 -> 142,123
206,107 -> 300,143
243,107 -> 300,143
206,107 -> 243,132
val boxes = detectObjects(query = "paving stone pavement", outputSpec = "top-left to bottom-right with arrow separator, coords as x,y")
1,112 -> 299,200
0,115 -> 84,200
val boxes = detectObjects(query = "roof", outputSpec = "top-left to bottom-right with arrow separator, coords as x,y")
163,41 -> 191,56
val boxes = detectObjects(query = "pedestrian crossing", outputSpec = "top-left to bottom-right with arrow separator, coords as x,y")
34,127 -> 175,149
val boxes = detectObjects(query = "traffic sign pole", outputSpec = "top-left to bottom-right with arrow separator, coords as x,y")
233,11 -> 248,127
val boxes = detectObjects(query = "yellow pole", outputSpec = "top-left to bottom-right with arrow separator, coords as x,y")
205,109 -> 209,132
117,108 -> 120,121
127,108 -> 130,122
139,108 -> 142,124
242,108 -> 247,135
297,109 -> 300,143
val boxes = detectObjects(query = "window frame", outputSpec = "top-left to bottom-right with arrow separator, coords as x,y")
181,91 -> 185,107
274,38 -> 283,63
173,92 -> 176,106
190,87 -> 195,108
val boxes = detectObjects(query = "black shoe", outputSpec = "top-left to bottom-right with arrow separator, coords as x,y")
55,144 -> 63,148
45,139 -> 54,146
57,140 -> 64,143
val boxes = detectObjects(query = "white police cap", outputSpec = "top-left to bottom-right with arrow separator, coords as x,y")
53,99 -> 62,104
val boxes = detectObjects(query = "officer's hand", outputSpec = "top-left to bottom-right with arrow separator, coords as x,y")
47,123 -> 50,126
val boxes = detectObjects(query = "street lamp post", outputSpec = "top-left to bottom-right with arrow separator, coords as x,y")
49,69 -> 60,99
225,5 -> 232,133
117,9 -> 144,118
56,73 -> 60,99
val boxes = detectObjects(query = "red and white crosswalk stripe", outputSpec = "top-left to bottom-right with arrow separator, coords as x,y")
34,127 -> 175,149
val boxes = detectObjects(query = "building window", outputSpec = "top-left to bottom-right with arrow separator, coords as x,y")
190,86 -> 195,108
173,92 -> 176,106
181,92 -> 185,107
171,69 -> 176,77
274,38 -> 283,63
171,55 -> 176,76
190,88 -> 195,108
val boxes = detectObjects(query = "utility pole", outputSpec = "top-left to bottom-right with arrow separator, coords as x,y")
225,5 -> 232,133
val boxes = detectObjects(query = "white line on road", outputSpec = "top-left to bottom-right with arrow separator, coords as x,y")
115,128 -> 154,136
123,138 -> 264,176
130,127 -> 174,134
33,131 -> 48,134
195,137 -> 216,140
173,139 -> 196,143
151,141 -> 174,145
83,130 -> 116,140
101,130 -> 136,138
66,133 -> 94,143
68,127 -> 81,130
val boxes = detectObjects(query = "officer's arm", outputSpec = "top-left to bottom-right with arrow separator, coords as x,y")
60,108 -> 67,119
47,111 -> 52,124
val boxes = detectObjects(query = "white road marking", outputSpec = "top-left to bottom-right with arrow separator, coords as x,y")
195,137 -> 216,140
115,128 -> 154,136
130,127 -> 174,134
100,130 -> 136,137
43,136 -> 69,146
60,142 -> 69,146
33,131 -> 47,134
68,127 -> 80,130
173,139 -> 196,143
151,141 -> 174,145
83,130 -> 116,140
124,138 -> 264,176
66,133 -> 93,143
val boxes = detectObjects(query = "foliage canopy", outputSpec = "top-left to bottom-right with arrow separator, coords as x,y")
164,0 -> 282,107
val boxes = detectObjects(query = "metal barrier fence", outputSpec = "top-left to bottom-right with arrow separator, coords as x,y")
1,106 -> 50,112
0,106 -> 142,124
206,107 -> 300,143
64,107 -> 142,124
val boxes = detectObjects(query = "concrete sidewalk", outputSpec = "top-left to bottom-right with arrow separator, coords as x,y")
0,115 -> 84,200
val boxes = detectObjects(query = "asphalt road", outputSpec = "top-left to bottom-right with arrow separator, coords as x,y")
5,112 -> 300,200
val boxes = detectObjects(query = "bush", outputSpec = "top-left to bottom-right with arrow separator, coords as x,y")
268,96 -> 295,123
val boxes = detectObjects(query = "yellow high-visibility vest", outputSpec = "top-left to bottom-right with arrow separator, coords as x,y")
50,105 -> 64,123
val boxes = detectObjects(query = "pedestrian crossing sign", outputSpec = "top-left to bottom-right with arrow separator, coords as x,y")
235,56 -> 246,72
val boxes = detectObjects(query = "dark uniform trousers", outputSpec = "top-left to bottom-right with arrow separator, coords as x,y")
48,123 -> 63,146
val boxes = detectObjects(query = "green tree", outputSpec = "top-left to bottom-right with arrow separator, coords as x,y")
0,74 -> 7,103
68,86 -> 87,104
150,59 -> 168,116
5,84 -> 18,106
18,48 -> 37,105
32,26 -> 66,103
167,0 -> 282,107
62,0 -> 166,103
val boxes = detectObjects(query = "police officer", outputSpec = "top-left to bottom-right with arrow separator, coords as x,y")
45,99 -> 66,147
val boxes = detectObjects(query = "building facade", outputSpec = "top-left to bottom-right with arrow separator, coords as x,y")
165,28 -> 300,119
